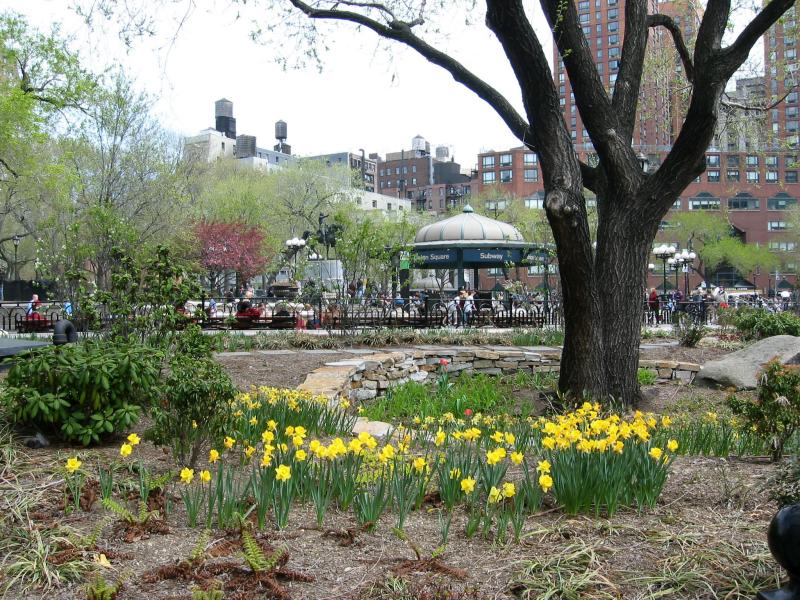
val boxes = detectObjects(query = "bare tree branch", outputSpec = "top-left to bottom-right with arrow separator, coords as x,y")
721,83 -> 798,112
612,0 -> 649,143
647,13 -> 695,83
286,0 -> 533,147
723,0 -> 797,76
0,158 -> 19,179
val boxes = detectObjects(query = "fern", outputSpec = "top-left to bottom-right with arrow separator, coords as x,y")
189,529 -> 211,564
85,574 -> 122,600
241,529 -> 269,572
101,498 -> 136,524
192,590 -> 223,600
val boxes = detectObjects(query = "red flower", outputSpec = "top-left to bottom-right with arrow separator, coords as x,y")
439,358 -> 449,366
464,408 -> 473,417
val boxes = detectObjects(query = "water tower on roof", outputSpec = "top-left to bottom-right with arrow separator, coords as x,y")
274,120 -> 291,154
435,145 -> 450,160
412,135 -> 430,156
214,98 -> 236,140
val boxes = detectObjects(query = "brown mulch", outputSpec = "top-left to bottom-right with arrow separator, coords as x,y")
214,352 -> 354,389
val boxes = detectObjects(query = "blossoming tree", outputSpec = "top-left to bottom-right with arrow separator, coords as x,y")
195,220 -> 268,292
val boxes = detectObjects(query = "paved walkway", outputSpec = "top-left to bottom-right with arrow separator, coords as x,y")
214,341 -> 679,358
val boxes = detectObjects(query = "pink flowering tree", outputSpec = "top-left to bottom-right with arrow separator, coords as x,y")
195,221 -> 268,293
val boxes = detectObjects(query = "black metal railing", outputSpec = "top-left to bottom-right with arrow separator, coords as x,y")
2,295 -> 777,333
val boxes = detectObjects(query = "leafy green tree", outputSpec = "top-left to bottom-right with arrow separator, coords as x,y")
668,211 -> 778,284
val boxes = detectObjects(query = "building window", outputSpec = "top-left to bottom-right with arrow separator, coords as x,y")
411,178 -> 417,185
766,155 -> 779,167
527,265 -> 547,276
500,169 -> 513,183
524,169 -> 539,182
499,153 -> 513,166
768,221 -> 789,231
608,34 -> 619,45
727,155 -> 740,167
746,155 -> 759,166
412,165 -> 417,173
768,194 -> 797,210
770,241 -> 797,251
728,194 -> 759,210
689,195 -> 720,210
707,170 -> 720,182
488,267 -> 503,276
706,154 -> 720,167
482,171 -> 496,184
746,170 -> 760,183
372,200 -> 377,208
379,169 -> 384,176
387,203 -> 392,210
486,200 -> 508,211
767,170 -> 779,182
482,156 -> 495,168
525,196 -> 544,209
727,169 -> 740,182
523,152 -> 537,165
787,171 -> 798,183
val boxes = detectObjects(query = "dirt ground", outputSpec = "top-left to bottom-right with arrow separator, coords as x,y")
3,340 -> 790,600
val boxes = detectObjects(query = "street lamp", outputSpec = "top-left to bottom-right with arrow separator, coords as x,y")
672,249 -> 696,296
285,237 -> 306,277
12,234 -> 20,281
637,152 -> 649,173
653,244 -> 676,294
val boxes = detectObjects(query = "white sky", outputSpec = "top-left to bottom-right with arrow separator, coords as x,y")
7,0 -> 556,170
7,1 -> 764,170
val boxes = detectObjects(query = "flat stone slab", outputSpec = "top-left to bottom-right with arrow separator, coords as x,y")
343,348 -> 377,354
696,335 -> 800,389
256,349 -> 297,355
352,417 -> 394,439
301,349 -> 341,354
325,360 -> 366,367
214,351 -> 252,357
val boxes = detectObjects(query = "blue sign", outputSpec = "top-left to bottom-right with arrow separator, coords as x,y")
462,248 -> 522,264
416,249 -> 456,264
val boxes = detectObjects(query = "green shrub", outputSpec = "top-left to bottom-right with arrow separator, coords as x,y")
637,368 -> 657,386
2,341 -> 161,445
727,359 -> 800,461
674,313 -> 706,347
147,355 -> 237,467
727,307 -> 800,340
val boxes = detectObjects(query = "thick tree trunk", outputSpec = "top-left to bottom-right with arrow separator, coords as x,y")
595,197 -> 662,405
546,188 -> 607,400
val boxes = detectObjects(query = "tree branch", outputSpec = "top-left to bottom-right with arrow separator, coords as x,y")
647,13 -> 695,83
722,0 -> 797,76
286,0 -> 532,145
721,83 -> 798,112
0,158 -> 19,179
612,0 -> 650,143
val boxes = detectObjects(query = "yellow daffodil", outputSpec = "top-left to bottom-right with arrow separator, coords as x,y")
460,477 -> 476,494
127,433 -> 141,446
649,447 -> 664,461
502,482 -> 516,498
249,416 -> 258,426
504,432 -> 515,445
510,451 -> 524,465
180,467 -> 194,484
267,420 -> 277,431
65,457 -> 82,474
224,436 -> 235,449
412,457 -> 426,473
275,464 -> 291,482
667,439 -> 679,452
434,429 -> 446,447
538,473 -> 553,492
536,459 -> 551,473
244,445 -> 256,459
661,416 -> 673,427
295,449 -> 307,462
209,449 -> 220,463
120,443 -> 133,458
450,467 -> 462,479
200,470 -> 211,483
488,486 -> 503,503
192,420 -> 198,429
260,453 -> 272,468
490,431 -> 504,443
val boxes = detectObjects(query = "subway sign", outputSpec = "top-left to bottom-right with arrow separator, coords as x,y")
462,249 -> 523,264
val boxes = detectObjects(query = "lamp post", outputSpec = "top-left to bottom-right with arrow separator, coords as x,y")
12,234 -> 20,281
653,244 -> 676,295
637,152 -> 650,173
285,237 -> 306,279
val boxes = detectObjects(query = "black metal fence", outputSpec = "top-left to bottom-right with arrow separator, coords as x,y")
1,296 -> 738,333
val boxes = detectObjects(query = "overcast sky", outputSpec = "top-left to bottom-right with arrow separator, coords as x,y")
8,1 -> 764,170
7,1 -> 561,170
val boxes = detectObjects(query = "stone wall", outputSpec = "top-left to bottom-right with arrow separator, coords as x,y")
296,347 -> 701,402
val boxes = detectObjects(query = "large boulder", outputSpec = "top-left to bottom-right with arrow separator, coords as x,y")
695,335 -> 800,389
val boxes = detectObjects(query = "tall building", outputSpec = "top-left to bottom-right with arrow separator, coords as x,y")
476,2 -> 799,293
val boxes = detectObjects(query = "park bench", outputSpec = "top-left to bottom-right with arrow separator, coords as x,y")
18,317 -> 53,333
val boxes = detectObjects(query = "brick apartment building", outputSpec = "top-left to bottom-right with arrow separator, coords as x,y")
376,135 -> 474,213
471,1 -> 799,295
